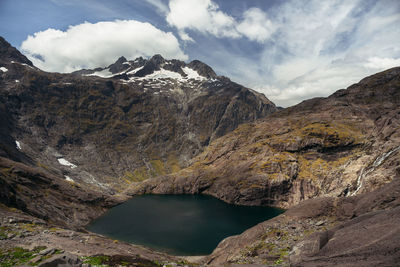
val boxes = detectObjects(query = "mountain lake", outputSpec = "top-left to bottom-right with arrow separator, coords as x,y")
87,194 -> 284,255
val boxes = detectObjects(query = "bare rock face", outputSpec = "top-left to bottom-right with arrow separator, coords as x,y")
0,156 -> 120,229
0,37 -> 277,193
38,252 -> 82,267
205,175 -> 400,266
131,67 -> 400,208
0,37 -> 33,66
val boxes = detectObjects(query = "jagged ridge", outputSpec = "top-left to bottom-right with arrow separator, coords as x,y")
72,54 -> 217,81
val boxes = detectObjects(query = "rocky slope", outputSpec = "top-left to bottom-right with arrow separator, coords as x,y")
206,174 -> 400,266
0,36 -> 276,192
131,67 -> 400,209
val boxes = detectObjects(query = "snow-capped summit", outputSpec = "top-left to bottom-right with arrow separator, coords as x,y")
73,54 -> 217,83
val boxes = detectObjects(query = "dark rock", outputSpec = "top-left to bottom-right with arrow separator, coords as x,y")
107,56 -> 128,74
0,156 -> 119,228
188,60 -> 217,78
134,54 -> 165,77
0,37 -> 33,65
38,252 -> 82,267
290,207 -> 400,266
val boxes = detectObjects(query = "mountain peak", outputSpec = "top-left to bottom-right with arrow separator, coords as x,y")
188,60 -> 217,79
149,54 -> 165,65
0,36 -> 33,66
107,56 -> 129,74
74,53 -> 220,83
115,56 -> 127,64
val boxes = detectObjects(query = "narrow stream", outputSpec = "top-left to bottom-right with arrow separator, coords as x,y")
351,145 -> 400,196
87,194 -> 284,255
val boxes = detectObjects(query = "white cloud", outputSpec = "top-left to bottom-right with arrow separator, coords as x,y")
258,63 -> 367,107
177,30 -> 194,42
364,57 -> 400,69
236,8 -> 276,43
21,20 -> 188,73
166,0 -> 275,43
167,0 -> 239,40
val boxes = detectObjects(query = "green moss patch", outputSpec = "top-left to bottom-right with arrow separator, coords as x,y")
0,246 -> 47,267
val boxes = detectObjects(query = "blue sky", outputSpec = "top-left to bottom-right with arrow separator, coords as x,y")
0,0 -> 399,107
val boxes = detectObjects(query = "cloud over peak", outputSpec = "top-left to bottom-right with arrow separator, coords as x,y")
21,20 -> 188,73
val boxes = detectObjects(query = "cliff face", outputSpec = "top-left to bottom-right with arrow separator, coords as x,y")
131,67 -> 400,208
0,37 -> 276,193
0,156 -> 119,229
206,175 -> 400,266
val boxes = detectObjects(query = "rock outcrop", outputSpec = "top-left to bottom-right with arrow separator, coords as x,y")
206,171 -> 400,266
0,156 -> 120,229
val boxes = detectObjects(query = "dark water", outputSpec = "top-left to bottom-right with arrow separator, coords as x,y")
87,194 -> 284,255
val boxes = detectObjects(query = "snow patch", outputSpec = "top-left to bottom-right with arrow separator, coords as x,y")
182,67 -> 205,80
85,68 -> 131,78
64,176 -> 74,182
21,63 -> 34,69
15,80 -> 20,83
84,68 -> 113,78
58,158 -> 77,169
15,141 -> 21,150
11,61 -> 34,69
123,62 -> 131,65
0,67 -> 8,72
126,66 -> 144,75
140,68 -> 183,80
